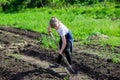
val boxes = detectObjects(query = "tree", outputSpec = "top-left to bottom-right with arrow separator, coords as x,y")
0,0 -> 11,11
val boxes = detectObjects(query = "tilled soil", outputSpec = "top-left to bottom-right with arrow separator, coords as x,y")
0,26 -> 120,80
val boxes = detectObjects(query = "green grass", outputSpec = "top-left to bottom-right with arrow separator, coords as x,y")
0,4 -> 120,46
40,34 -> 57,50
112,54 -> 120,63
7,53 -> 21,59
99,36 -> 120,46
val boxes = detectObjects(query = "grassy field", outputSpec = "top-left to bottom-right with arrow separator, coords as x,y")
0,3 -> 120,63
0,3 -> 120,46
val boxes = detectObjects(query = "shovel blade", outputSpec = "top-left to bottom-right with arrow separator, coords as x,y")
65,64 -> 79,75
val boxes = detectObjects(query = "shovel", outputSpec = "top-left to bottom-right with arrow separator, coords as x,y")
49,32 -> 78,74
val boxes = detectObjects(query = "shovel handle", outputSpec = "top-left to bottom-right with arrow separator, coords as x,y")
61,54 -> 75,72
49,32 -> 59,49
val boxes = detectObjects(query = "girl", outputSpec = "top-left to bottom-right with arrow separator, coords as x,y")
47,17 -> 73,68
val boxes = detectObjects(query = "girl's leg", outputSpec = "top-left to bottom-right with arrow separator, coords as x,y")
64,41 -> 72,65
65,49 -> 72,65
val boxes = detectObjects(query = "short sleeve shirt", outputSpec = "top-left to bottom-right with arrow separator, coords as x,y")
57,23 -> 69,37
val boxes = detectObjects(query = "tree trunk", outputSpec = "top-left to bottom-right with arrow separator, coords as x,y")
1,4 -> 6,12
40,0 -> 44,7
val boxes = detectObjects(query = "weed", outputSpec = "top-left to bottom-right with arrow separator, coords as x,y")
112,54 -> 120,63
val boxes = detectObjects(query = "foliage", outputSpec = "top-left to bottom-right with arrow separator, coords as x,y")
6,0 -> 30,12
41,34 -> 57,50
112,54 -> 120,63
0,0 -> 120,12
0,0 -> 10,4
0,0 -> 12,11
27,0 -> 46,8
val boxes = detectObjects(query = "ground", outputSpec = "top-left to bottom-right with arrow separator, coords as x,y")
0,26 -> 120,80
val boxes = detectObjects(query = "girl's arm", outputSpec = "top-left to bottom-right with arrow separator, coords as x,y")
59,36 -> 66,54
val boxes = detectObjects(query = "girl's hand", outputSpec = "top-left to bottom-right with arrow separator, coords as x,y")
58,50 -> 62,54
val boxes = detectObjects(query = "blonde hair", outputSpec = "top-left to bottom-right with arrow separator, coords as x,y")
49,17 -> 60,28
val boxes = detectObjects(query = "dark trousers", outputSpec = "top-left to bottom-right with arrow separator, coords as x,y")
57,40 -> 72,65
